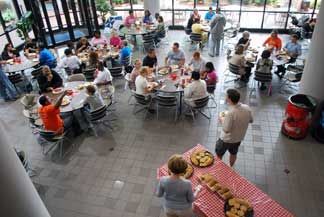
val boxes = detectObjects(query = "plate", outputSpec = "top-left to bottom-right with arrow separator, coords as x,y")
190,150 -> 214,167
52,88 -> 64,94
32,58 -> 39,62
183,163 -> 194,179
170,65 -> 178,70
158,69 -> 169,75
61,96 -> 70,106
224,198 -> 254,217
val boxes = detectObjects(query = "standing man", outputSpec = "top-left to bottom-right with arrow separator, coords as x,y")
0,58 -> 18,101
208,8 -> 226,57
216,89 -> 253,166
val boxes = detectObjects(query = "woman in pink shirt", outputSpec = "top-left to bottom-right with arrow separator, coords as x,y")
125,10 -> 136,27
109,30 -> 122,48
202,62 -> 218,86
91,30 -> 108,47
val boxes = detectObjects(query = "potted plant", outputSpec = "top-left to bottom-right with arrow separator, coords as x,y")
96,0 -> 113,23
2,8 -> 16,27
16,11 -> 33,40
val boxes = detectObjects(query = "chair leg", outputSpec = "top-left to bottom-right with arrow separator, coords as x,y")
174,106 -> 178,123
156,104 -> 159,120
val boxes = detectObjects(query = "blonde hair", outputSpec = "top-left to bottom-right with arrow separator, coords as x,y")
167,154 -> 188,175
140,66 -> 149,76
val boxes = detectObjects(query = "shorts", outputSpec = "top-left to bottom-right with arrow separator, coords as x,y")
164,207 -> 194,217
215,139 -> 241,157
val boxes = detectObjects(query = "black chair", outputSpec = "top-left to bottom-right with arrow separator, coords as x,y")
185,28 -> 192,35
155,94 -> 178,122
132,91 -> 153,119
142,33 -> 156,52
224,63 -> 244,88
82,68 -> 96,81
121,55 -> 131,67
207,84 -> 217,108
279,68 -> 303,94
8,73 -> 25,92
38,130 -> 68,159
185,96 -> 211,121
88,105 -> 112,137
189,33 -> 203,50
250,71 -> 273,97
109,66 -> 124,78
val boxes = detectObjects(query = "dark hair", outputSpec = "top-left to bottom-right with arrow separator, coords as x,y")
261,50 -> 271,59
96,61 -> 105,71
235,44 -> 244,55
123,40 -> 128,47
129,10 -> 133,14
144,10 -> 151,16
291,34 -> 299,39
216,7 -> 221,12
209,6 -> 213,10
64,48 -> 73,56
89,51 -> 99,66
94,30 -> 101,37
226,89 -> 240,104
147,48 -> 155,54
205,62 -> 215,72
4,43 -> 11,51
67,41 -> 74,48
158,16 -> 164,23
155,13 -> 160,19
167,154 -> 188,175
38,42 -> 46,50
191,71 -> 200,80
39,95 -> 48,106
86,85 -> 96,95
271,29 -> 278,34
173,42 -> 179,48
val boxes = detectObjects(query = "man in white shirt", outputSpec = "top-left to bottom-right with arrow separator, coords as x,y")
135,67 -> 154,95
216,89 -> 253,166
184,71 -> 208,106
93,61 -> 112,85
57,48 -> 81,74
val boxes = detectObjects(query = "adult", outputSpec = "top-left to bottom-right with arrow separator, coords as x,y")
263,29 -> 282,51
38,43 -> 57,69
208,8 -> 226,57
135,67 -> 154,96
192,8 -> 201,21
57,48 -> 81,74
216,89 -> 253,167
94,61 -> 112,85
256,50 -> 273,90
0,58 -> 18,101
91,30 -> 108,47
188,51 -> 206,73
130,59 -> 142,82
184,71 -> 208,107
86,51 -> 99,70
109,30 -> 122,48
204,7 -> 215,22
202,62 -> 218,86
76,37 -> 91,54
237,31 -> 251,50
37,66 -> 63,93
66,41 -> 75,54
155,16 -> 166,43
143,10 -> 154,24
24,39 -> 38,54
2,43 -> 19,60
143,48 -> 157,68
186,9 -> 200,32
191,19 -> 209,44
229,44 -> 251,83
165,42 -> 185,66
125,10 -> 136,27
275,34 -> 302,78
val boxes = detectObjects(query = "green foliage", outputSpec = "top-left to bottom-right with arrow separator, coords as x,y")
16,11 -> 33,40
310,0 -> 321,9
2,8 -> 15,23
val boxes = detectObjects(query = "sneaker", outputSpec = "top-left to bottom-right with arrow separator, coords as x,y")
208,53 -> 215,57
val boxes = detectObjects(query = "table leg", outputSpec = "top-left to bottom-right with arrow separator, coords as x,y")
179,92 -> 183,115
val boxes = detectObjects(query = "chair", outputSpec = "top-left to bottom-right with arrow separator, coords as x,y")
64,67 -> 73,76
83,68 -> 96,81
223,63 -> 244,88
155,93 -> 178,122
121,55 -> 131,67
185,96 -> 211,121
142,33 -> 156,52
132,91 -> 153,119
279,65 -> 303,93
207,84 -> 217,108
88,105 -> 112,137
124,73 -> 135,104
157,25 -> 169,46
189,33 -> 203,50
109,66 -> 124,78
68,73 -> 86,82
8,73 -> 25,92
38,130 -> 68,158
20,95 -> 43,129
250,71 -> 273,97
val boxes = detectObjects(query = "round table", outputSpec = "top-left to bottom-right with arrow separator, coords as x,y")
77,48 -> 120,63
119,25 -> 157,36
3,57 -> 39,74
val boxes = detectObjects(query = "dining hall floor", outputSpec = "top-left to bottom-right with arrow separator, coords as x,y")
0,31 -> 323,217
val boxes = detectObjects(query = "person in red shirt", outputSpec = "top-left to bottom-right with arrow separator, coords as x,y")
38,90 -> 71,135
263,29 -> 282,51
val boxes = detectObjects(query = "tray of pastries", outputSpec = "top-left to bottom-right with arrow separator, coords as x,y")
224,198 -> 253,217
168,162 -> 193,179
199,173 -> 234,200
190,150 -> 214,167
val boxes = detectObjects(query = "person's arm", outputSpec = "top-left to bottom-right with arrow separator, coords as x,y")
164,56 -> 169,66
155,179 -> 164,197
263,37 -> 269,47
186,182 -> 195,203
37,75 -> 51,92
278,39 -> 282,50
222,113 -> 233,133
54,91 -> 68,108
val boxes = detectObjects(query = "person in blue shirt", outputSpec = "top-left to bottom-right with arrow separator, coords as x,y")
119,40 -> 132,65
38,43 -> 57,69
275,34 -> 302,78
204,7 -> 215,21
143,10 -> 154,24
0,58 -> 18,101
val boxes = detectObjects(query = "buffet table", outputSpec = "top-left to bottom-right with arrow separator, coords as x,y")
157,144 -> 294,217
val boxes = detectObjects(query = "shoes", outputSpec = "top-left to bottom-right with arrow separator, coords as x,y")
208,53 -> 215,57
260,85 -> 267,91
148,109 -> 155,114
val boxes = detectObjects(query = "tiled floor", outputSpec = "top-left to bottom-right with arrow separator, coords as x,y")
1,31 -> 323,217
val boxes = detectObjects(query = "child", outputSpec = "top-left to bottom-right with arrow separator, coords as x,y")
256,50 -> 273,90
83,85 -> 105,112
202,61 -> 218,86
156,155 -> 195,217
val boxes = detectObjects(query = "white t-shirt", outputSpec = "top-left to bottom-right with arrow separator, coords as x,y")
184,80 -> 207,100
135,75 -> 148,95
58,55 -> 81,70
94,67 -> 112,85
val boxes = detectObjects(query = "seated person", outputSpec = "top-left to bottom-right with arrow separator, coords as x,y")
229,44 -> 251,83
188,51 -> 206,73
76,37 -> 91,54
119,40 -> 132,65
37,66 -> 63,93
86,51 -> 99,70
57,48 -> 81,74
143,48 -> 157,69
275,34 -> 301,78
38,43 -> 57,68
109,30 -> 122,48
38,90 -> 71,135
191,19 -> 208,44
155,16 -> 166,43
165,42 -> 185,66
201,62 -> 218,86
84,85 -> 105,112
204,7 -> 215,22
256,50 -> 273,90
94,61 -> 112,85
186,14 -> 200,33
192,8 -> 201,22
2,43 -> 19,60
130,59 -> 142,83
125,10 -> 136,27
67,41 -> 75,54
237,31 -> 251,50
24,39 -> 38,55
90,30 -> 108,47
135,67 -> 154,96
184,71 -> 207,107
303,18 -> 316,38
143,10 -> 154,24
263,29 -> 282,51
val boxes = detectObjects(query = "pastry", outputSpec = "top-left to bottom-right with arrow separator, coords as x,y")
190,150 -> 214,167
226,211 -> 239,217
240,205 -> 247,212
222,191 -> 233,200
235,198 -> 251,208
229,198 -> 235,206
230,207 -> 237,214
183,164 -> 193,179
200,173 -> 213,183
237,210 -> 244,217
218,187 -> 229,194
234,202 -> 240,209
207,179 -> 217,187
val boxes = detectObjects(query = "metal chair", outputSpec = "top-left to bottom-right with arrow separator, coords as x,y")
68,73 -> 86,82
83,68 -> 96,81
124,73 -> 135,105
132,91 -> 153,120
189,33 -> 203,50
207,84 -> 217,109
223,63 -> 244,88
88,105 -> 113,137
109,66 -> 124,78
121,55 -> 131,67
279,66 -> 303,94
8,73 -> 25,92
155,93 -> 178,122
30,66 -> 43,91
185,96 -> 211,121
250,71 -> 273,97
38,130 -> 68,159
142,33 -> 156,52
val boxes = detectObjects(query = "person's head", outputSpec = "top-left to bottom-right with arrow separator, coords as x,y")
209,7 -> 213,13
122,40 -> 128,48
158,16 -> 164,23
226,88 -> 240,105
216,7 -> 221,14
167,154 -> 188,175
193,8 -> 199,15
89,51 -> 99,65
271,29 -> 278,38
144,10 -> 151,17
96,61 -> 105,71
235,44 -> 244,55
39,95 -> 50,106
129,10 -> 134,16
172,42 -> 180,52
242,31 -> 250,39
139,66 -> 149,77
155,13 -> 160,20
147,48 -> 156,58
94,30 -> 101,39
261,49 -> 271,59
67,41 -> 74,49
80,37 -> 88,45
193,51 -> 201,60
86,84 -> 96,96
42,66 -> 53,81
4,43 -> 13,52
64,48 -> 73,57
134,59 -> 142,69
111,29 -> 118,37
38,42 -> 46,51
205,62 -> 215,73
191,71 -> 200,81
290,34 -> 299,43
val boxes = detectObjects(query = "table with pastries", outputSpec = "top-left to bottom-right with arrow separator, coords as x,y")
3,54 -> 40,74
157,144 -> 294,217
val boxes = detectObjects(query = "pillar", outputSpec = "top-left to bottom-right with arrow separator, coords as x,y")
0,119 -> 51,217
299,4 -> 324,101
144,0 -> 160,16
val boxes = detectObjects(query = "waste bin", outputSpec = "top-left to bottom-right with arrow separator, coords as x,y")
281,94 -> 317,139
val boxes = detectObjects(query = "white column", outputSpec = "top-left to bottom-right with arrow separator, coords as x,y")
0,119 -> 51,217
144,0 -> 160,15
299,4 -> 324,101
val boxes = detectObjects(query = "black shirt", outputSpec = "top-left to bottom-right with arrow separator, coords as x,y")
37,70 -> 63,93
76,41 -> 90,53
237,37 -> 249,46
24,41 -> 38,53
142,55 -> 157,68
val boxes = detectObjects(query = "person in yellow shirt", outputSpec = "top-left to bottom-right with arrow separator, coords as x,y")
191,20 -> 208,44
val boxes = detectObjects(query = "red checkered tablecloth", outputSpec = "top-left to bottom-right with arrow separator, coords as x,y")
157,144 -> 294,217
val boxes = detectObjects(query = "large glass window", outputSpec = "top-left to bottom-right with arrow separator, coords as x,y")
132,0 -> 144,10
219,0 -> 241,10
0,0 -> 19,28
240,12 -> 263,28
196,0 -> 217,10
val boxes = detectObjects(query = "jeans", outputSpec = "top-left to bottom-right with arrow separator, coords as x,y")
0,69 -> 17,100
208,34 -> 222,56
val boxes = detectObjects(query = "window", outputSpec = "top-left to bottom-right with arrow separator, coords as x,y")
196,0 -> 217,10
242,0 -> 265,11
132,0 -> 144,10
0,34 -> 8,51
112,0 -> 131,10
219,0 -> 241,10
263,12 -> 288,28
174,0 -> 194,9
240,12 -> 263,28
0,0 -> 18,28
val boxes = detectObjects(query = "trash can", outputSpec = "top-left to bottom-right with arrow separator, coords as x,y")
281,94 -> 317,139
